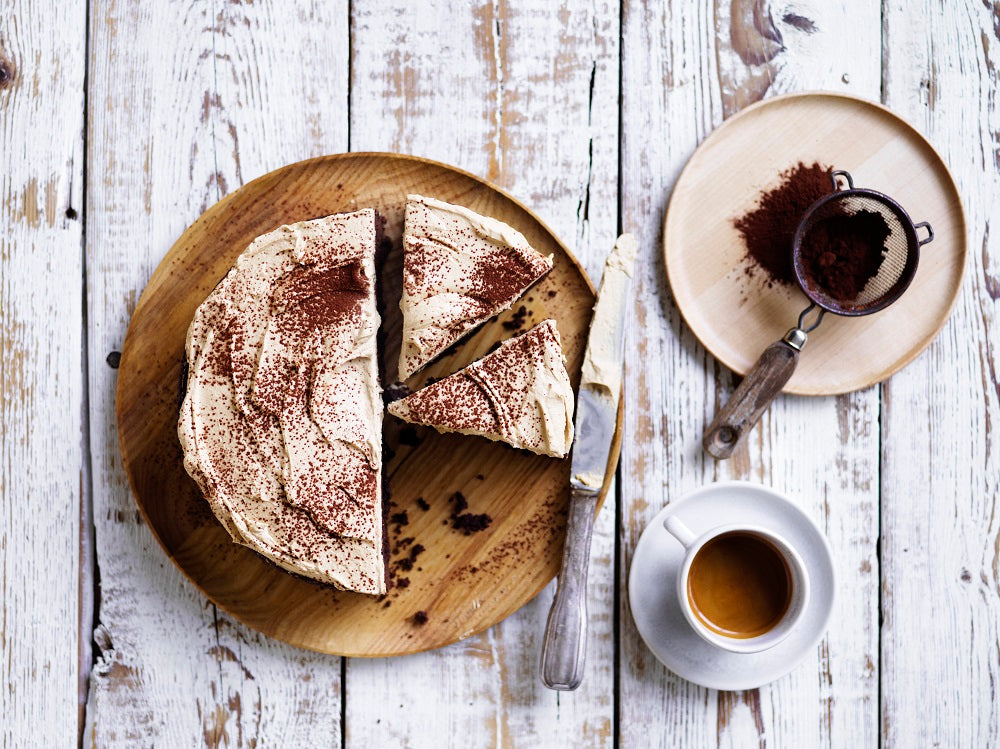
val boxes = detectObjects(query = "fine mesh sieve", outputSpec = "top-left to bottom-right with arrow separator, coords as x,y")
791,170 -> 931,315
703,169 -> 934,459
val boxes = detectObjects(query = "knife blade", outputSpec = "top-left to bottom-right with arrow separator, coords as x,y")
540,233 -> 637,691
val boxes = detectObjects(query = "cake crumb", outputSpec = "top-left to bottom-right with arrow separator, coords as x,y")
450,492 -> 468,513
384,382 -> 412,403
416,497 -> 430,511
412,610 -> 429,626
448,491 -> 492,535
452,512 -> 492,534
501,305 -> 529,331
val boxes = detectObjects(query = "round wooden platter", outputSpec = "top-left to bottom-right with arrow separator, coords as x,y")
664,92 -> 966,395
117,152 -> 622,657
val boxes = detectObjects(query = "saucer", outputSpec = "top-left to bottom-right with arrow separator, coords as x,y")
628,481 -> 835,691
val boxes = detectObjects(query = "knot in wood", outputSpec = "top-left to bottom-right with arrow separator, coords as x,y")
0,53 -> 13,89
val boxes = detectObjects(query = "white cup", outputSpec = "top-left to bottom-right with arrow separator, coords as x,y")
664,515 -> 810,654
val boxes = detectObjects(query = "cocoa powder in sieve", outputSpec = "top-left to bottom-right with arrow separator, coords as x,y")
735,162 -> 835,287
798,209 -> 891,301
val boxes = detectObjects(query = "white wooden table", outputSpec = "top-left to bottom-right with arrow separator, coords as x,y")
3,2 -> 997,746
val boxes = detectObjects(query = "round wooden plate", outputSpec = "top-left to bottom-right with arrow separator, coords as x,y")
117,152 -> 621,656
664,92 -> 966,395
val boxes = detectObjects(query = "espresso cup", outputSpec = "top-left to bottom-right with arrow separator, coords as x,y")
664,516 -> 810,654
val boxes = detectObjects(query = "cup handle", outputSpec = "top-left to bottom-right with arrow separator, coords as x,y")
664,515 -> 697,548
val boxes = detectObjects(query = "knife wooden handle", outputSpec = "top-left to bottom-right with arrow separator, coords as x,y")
540,485 -> 599,691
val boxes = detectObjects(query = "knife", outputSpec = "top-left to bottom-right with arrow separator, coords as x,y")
540,233 -> 637,691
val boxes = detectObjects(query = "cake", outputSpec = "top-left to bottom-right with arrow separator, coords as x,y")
177,211 -> 387,595
397,194 -> 554,380
388,319 -> 575,457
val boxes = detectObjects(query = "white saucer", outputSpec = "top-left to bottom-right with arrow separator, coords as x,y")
628,481 -> 835,691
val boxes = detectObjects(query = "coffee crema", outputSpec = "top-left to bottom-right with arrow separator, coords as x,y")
687,531 -> 792,639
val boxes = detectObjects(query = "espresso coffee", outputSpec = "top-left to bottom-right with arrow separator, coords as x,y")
687,531 -> 792,639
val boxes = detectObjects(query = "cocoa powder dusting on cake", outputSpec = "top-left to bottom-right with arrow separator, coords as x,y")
270,261 -> 367,321
398,372 -> 499,434
471,249 -> 548,306
393,322 -> 559,446
179,211 -> 390,594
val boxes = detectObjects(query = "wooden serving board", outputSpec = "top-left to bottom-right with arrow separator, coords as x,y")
664,92 -> 966,395
116,152 -> 621,657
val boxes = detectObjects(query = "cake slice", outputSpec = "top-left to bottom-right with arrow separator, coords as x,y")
388,319 -> 575,457
178,211 -> 387,595
397,195 -> 554,380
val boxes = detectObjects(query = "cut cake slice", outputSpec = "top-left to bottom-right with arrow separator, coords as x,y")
388,319 -> 575,457
397,194 -> 553,380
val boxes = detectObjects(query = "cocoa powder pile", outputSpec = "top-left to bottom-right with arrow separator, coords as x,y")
735,162 -> 835,287
736,162 -> 893,303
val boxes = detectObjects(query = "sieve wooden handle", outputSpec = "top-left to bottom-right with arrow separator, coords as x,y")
703,340 -> 800,459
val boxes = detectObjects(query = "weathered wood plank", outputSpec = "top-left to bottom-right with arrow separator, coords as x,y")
880,2 -> 1000,746
345,2 -> 620,746
619,1 -> 881,746
84,2 -> 349,745
1,1 -> 87,746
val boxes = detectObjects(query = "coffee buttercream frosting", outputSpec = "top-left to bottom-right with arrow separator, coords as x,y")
178,211 -> 386,595
388,319 -> 574,457
397,195 -> 553,380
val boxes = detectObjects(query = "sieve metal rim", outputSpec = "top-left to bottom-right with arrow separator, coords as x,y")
791,185 -> 922,317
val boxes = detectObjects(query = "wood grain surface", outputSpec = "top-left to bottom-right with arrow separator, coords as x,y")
343,3 -> 621,746
0,2 -> 86,747
117,152 -> 618,656
619,2 -> 882,747
1,0 -> 996,746
83,3 -> 350,746
880,2 -> 1000,746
